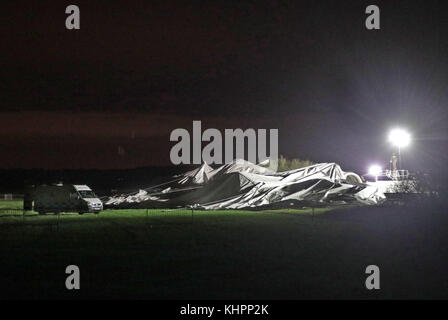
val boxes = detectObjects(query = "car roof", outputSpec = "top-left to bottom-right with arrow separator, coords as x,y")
73,185 -> 92,191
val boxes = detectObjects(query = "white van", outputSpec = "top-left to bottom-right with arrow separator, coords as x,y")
33,184 -> 103,215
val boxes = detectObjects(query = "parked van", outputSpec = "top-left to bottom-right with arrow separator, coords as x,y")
33,184 -> 103,215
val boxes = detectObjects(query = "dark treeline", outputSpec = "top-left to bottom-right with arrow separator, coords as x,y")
0,165 -> 195,196
2,165 -> 447,199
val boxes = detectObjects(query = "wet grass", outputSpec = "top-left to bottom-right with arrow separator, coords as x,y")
1,199 -> 447,299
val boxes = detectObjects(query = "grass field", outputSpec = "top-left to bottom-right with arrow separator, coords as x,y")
1,199 -> 448,299
0,200 -> 23,209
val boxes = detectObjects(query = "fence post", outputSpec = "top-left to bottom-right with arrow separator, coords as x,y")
24,186 -> 33,211
146,208 -> 149,228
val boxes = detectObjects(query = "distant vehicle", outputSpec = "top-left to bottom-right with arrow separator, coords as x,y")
33,184 -> 103,215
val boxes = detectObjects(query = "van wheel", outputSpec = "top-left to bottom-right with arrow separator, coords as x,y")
94,211 -> 100,215
78,212 -> 85,215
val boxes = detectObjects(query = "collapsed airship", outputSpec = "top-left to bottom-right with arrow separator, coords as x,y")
104,160 -> 385,210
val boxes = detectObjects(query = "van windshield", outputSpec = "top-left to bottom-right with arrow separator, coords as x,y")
78,190 -> 97,199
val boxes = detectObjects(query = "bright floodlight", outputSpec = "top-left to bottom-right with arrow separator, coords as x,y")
368,165 -> 382,176
388,129 -> 411,148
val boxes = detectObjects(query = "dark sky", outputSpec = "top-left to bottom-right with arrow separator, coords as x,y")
1,0 -> 447,175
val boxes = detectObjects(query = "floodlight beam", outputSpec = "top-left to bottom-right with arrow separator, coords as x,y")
388,128 -> 411,170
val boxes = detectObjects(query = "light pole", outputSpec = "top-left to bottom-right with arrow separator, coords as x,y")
388,128 -> 411,170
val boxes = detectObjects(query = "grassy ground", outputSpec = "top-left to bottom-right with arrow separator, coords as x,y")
0,200 -> 23,209
1,200 -> 447,299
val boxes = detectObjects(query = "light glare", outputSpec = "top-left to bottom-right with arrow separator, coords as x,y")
368,165 -> 382,176
388,129 -> 411,148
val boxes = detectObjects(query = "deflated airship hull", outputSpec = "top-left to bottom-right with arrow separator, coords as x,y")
105,160 -> 385,209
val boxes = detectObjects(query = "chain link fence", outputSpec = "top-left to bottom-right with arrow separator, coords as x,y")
0,198 -> 195,229
0,193 -> 23,201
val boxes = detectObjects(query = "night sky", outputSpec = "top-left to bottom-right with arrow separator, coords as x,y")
1,0 -> 447,176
